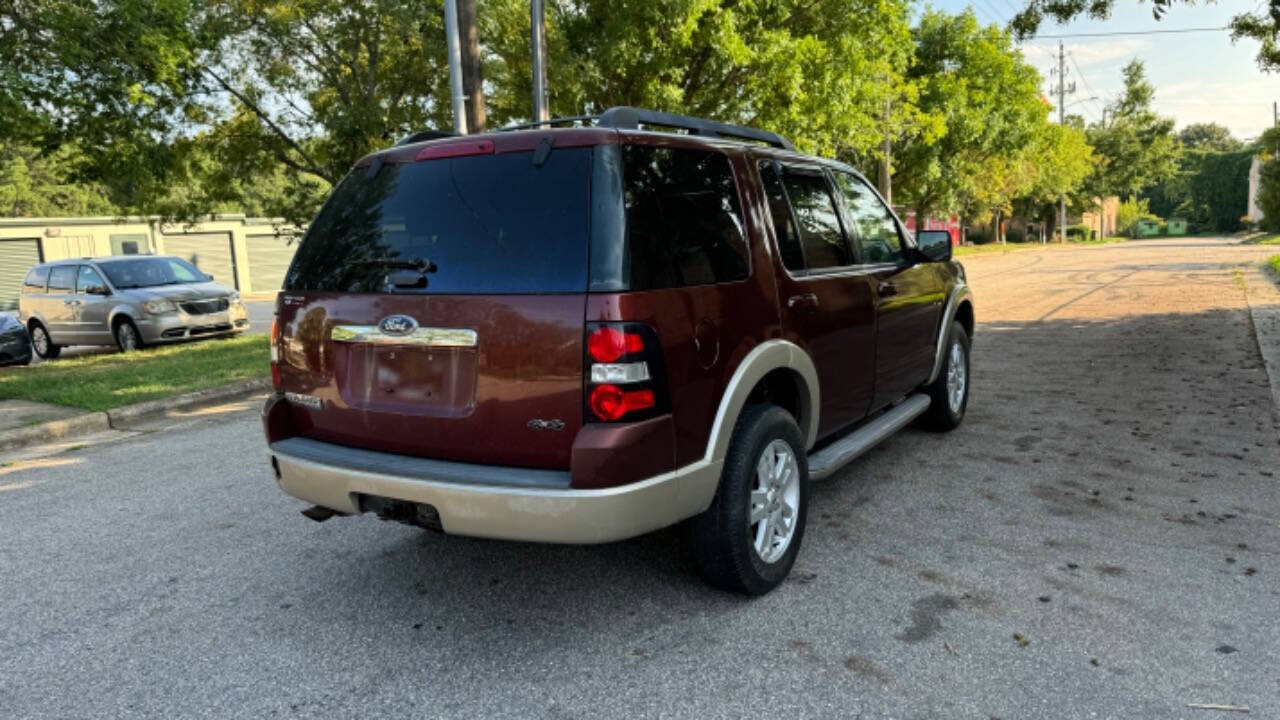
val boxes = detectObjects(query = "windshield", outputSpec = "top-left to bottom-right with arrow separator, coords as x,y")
284,148 -> 591,294
99,257 -> 207,289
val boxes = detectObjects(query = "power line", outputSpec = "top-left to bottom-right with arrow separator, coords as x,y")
1066,51 -> 1106,121
1030,26 -> 1229,39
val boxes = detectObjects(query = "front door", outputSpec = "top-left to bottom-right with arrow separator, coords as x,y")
758,160 -> 877,437
74,265 -> 114,345
831,172 -> 945,409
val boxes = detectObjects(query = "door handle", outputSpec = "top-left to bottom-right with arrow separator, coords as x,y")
877,282 -> 898,298
787,293 -> 819,311
64,299 -> 81,306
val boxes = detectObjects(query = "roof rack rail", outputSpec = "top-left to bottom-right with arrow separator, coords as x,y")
493,114 -> 599,133
597,106 -> 794,150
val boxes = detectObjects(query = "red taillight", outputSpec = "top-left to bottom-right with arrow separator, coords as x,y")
589,384 -> 655,422
269,318 -> 281,390
588,326 -> 645,363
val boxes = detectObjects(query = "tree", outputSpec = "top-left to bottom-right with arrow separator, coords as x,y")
1178,123 -> 1242,152
481,0 -> 927,162
0,143 -> 117,217
1008,1 -> 1280,72
1010,122 -> 1095,239
892,10 -> 1046,228
1085,60 -> 1180,201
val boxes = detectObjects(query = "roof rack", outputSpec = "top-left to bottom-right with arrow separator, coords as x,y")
597,107 -> 794,150
404,107 -> 795,151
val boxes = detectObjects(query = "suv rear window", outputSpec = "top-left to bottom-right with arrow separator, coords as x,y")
619,145 -> 748,290
285,148 -> 591,294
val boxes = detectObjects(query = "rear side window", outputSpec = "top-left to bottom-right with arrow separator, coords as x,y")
285,148 -> 591,294
23,267 -> 48,292
758,163 -> 805,271
620,145 -> 748,289
774,170 -> 851,270
47,266 -> 75,292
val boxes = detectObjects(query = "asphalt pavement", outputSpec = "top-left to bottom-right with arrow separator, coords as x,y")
0,238 -> 1277,719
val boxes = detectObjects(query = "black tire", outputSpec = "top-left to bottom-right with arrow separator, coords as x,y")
28,322 -> 60,360
114,318 -> 144,353
918,320 -> 970,432
685,404 -> 809,596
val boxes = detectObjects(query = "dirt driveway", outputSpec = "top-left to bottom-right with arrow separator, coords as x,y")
0,238 -> 1276,719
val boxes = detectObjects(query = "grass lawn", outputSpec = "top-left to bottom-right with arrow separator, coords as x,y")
0,335 -> 269,411
1268,254 -> 1280,275
1245,233 -> 1280,246
953,238 -> 1124,258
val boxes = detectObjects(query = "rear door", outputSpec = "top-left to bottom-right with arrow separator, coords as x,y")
759,161 -> 877,436
276,143 -> 593,470
43,265 -> 78,341
832,171 -> 945,409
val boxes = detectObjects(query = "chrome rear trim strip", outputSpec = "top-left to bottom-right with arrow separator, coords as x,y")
330,325 -> 478,347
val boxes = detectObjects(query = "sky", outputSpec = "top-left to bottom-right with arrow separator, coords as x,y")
938,0 -> 1279,141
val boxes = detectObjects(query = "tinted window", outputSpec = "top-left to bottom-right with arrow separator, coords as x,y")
47,266 -> 75,292
99,258 -> 204,288
286,148 -> 591,294
778,171 -> 851,269
621,145 -> 748,289
834,171 -> 903,264
23,266 -> 49,292
758,162 -> 805,272
76,266 -> 106,293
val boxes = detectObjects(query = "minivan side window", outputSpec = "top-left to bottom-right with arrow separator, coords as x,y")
47,266 -> 75,292
23,266 -> 49,292
833,171 -> 904,264
776,170 -> 852,270
76,266 -> 106,293
621,145 -> 749,289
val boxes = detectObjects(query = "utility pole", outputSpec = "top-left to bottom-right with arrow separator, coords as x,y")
1053,41 -> 1075,243
457,0 -> 485,133
443,0 -> 467,134
531,0 -> 549,124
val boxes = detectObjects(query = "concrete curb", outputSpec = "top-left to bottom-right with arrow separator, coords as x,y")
1244,265 -> 1280,428
0,377 -> 271,452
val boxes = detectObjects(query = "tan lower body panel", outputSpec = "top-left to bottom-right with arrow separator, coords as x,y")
272,451 -> 723,545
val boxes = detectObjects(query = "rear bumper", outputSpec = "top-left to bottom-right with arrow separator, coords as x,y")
268,438 -> 721,544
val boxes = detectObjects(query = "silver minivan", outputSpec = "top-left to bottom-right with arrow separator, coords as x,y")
17,255 -> 249,359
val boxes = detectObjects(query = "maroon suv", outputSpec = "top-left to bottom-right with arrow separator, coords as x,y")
262,107 -> 973,595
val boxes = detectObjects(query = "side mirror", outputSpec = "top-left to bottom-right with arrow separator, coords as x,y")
205,273 -> 214,282
916,230 -> 952,262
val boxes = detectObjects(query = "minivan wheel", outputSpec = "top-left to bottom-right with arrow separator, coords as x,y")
685,404 -> 808,596
918,320 -> 970,432
29,323 -> 60,360
114,319 -> 143,353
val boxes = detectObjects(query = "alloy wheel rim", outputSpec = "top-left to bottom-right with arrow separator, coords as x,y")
947,340 -> 966,413
119,325 -> 137,350
32,328 -> 46,355
749,438 -> 800,564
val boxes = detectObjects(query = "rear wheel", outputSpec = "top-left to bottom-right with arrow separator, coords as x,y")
686,404 -> 808,596
114,318 -> 143,353
29,322 -> 60,360
919,320 -> 969,431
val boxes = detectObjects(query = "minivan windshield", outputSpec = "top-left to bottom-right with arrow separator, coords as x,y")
285,148 -> 591,294
99,257 -> 207,289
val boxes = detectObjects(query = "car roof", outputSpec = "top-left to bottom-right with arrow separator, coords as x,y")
42,255 -> 177,267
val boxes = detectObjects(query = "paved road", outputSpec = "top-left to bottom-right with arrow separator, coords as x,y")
1,239 -> 1277,719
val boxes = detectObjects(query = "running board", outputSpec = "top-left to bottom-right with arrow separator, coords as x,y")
807,394 -> 932,480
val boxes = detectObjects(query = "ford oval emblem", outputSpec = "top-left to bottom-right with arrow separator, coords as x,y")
378,314 -> 419,337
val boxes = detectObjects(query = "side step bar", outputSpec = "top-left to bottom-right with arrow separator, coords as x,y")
807,394 -> 932,480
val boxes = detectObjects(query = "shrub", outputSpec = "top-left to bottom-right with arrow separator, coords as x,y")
967,231 -> 991,245
1004,229 -> 1025,243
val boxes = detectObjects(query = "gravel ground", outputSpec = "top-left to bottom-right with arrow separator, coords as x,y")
0,237 -> 1276,719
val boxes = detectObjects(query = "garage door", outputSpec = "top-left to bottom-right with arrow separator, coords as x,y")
246,233 -> 298,294
0,238 -> 42,310
162,233 -> 238,289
